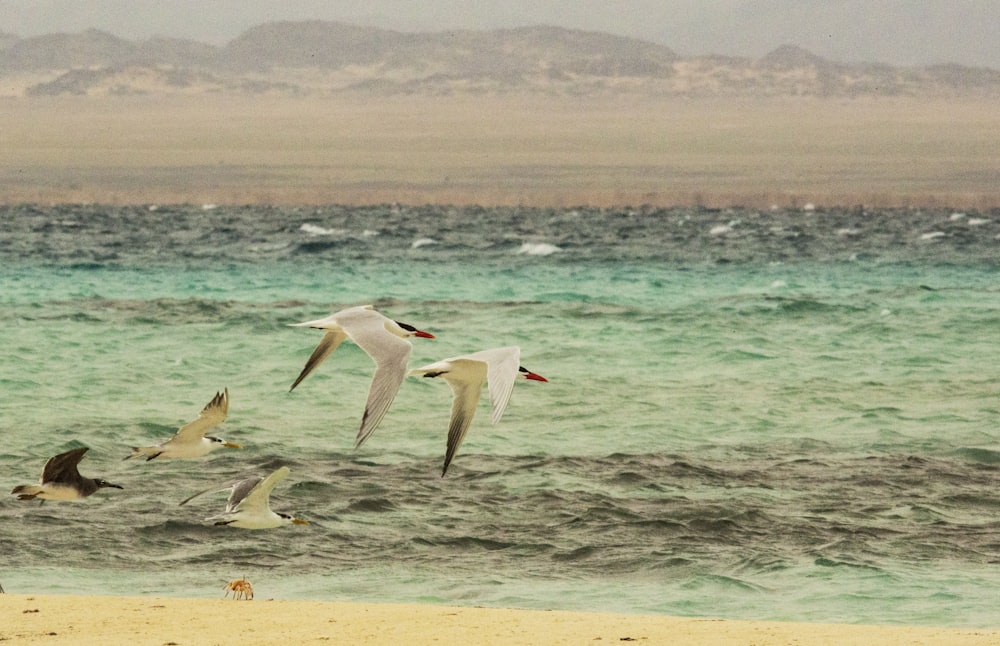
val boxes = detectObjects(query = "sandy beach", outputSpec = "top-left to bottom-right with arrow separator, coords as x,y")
0,594 -> 996,645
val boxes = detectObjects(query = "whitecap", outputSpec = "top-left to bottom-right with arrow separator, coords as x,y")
362,229 -> 379,238
802,203 -> 816,212
836,228 -> 861,237
949,212 -> 966,221
968,218 -> 989,226
709,224 -> 732,236
201,203 -> 217,211
411,238 -> 438,249
299,223 -> 339,236
920,232 -> 946,241
516,242 -> 562,256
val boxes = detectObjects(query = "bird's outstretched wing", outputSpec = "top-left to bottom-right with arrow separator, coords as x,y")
178,474 -> 249,507
481,347 -> 520,425
442,376 -> 485,475
174,389 -> 229,442
41,447 -> 89,483
352,328 -> 412,448
290,330 -> 348,391
233,467 -> 290,513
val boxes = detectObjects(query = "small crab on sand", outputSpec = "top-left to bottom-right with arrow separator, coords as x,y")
223,576 -> 253,600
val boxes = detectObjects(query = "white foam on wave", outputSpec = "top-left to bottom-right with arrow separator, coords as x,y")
709,224 -> 733,236
411,238 -> 438,249
516,242 -> 562,256
920,231 -> 946,241
299,223 -> 340,236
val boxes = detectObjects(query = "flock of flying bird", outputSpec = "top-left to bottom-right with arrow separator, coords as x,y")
10,304 -> 547,529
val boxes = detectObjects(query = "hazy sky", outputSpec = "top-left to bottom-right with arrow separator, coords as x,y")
2,0 -> 998,68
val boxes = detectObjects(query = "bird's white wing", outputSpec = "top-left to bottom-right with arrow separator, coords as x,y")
233,467 -> 290,513
224,476 -> 264,511
178,475 -> 248,507
442,376 -> 485,474
349,322 -> 413,448
480,347 -> 520,425
174,389 -> 229,442
290,329 -> 349,391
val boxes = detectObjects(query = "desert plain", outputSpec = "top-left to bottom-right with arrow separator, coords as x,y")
2,92 -> 999,209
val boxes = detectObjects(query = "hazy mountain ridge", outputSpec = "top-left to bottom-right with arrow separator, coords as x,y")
2,22 -> 999,98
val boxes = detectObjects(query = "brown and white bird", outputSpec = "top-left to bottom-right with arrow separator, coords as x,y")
124,388 -> 240,461
409,346 -> 547,475
12,447 -> 123,501
290,304 -> 434,448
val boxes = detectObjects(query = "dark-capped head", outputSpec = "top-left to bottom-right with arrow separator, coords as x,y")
208,436 -> 242,449
393,321 -> 435,339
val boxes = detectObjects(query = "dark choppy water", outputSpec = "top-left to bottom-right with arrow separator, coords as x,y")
1,203 -> 998,626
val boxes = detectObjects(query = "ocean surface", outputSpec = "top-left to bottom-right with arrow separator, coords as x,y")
1,203 -> 998,627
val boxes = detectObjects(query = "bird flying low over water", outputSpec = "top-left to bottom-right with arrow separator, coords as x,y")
11,447 -> 123,501
289,304 -> 434,448
180,466 -> 309,530
124,388 -> 241,461
409,346 -> 547,476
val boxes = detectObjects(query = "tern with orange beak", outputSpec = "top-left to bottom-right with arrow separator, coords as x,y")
182,466 -> 309,530
125,388 -> 241,461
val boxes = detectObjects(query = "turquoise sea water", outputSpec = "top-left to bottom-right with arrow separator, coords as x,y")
1,204 -> 998,626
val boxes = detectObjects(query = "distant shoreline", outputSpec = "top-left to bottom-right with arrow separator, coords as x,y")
3,94 -> 999,210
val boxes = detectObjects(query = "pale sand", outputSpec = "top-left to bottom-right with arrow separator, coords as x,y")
0,594 -> 996,645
